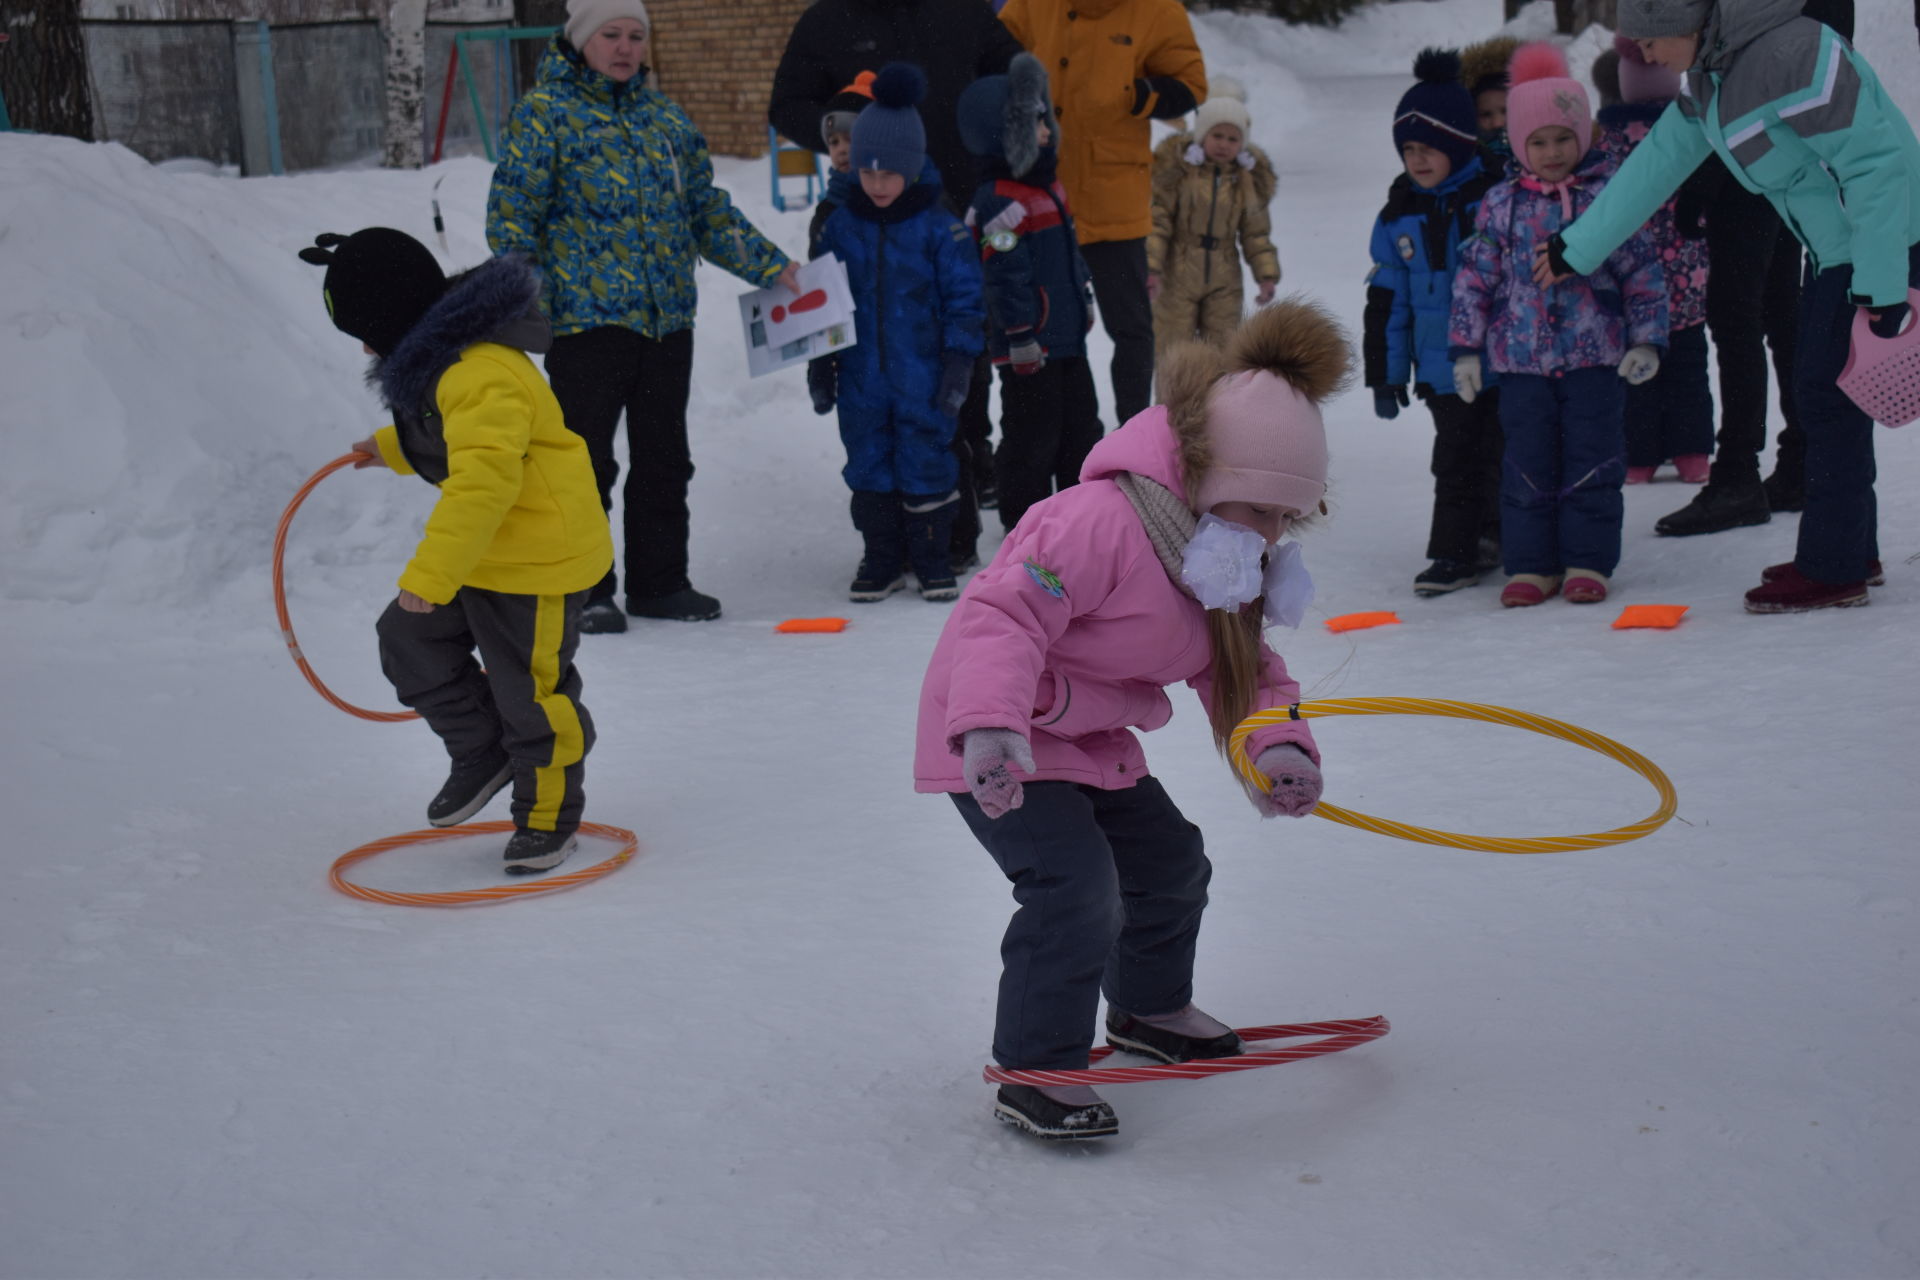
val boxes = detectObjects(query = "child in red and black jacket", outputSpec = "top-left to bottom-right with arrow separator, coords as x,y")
957,53 -> 1101,534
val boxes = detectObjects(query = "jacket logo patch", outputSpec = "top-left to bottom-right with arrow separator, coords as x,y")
1397,234 -> 1416,261
1024,559 -> 1065,597
987,229 -> 1021,252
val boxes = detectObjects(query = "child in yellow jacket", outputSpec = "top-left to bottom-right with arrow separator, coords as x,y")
299,228 -> 613,875
1148,78 -> 1281,363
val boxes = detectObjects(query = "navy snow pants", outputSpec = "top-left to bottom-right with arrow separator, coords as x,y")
1497,367 -> 1627,578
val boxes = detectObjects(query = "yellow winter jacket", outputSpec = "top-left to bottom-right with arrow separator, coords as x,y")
374,341 -> 611,605
999,0 -> 1207,245
1147,134 -> 1280,291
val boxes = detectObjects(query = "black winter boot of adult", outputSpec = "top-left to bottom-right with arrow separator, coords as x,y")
1654,478 -> 1772,537
903,492 -> 961,602
1105,1009 -> 1244,1064
848,490 -> 907,603
426,750 -> 512,827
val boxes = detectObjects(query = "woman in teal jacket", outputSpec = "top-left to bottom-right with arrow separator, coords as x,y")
486,1 -> 798,631
1535,0 -> 1920,612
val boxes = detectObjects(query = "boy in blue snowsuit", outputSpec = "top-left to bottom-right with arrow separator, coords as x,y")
956,53 -> 1101,535
1364,49 -> 1504,596
815,63 -> 986,603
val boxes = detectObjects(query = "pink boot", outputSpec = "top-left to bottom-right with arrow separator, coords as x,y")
1563,570 -> 1610,604
1673,454 -> 1711,484
1500,574 -> 1562,607
1625,465 -> 1656,485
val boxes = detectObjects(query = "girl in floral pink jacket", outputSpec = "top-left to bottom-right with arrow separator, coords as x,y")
913,300 -> 1347,1142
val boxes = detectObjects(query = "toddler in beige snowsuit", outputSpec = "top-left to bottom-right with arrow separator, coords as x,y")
1148,78 -> 1280,363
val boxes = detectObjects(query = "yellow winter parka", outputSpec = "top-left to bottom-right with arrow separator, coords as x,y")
999,0 -> 1207,246
368,259 -> 610,606
1147,134 -> 1280,293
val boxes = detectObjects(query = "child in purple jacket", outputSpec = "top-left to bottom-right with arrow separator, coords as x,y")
1449,43 -> 1669,607
1596,35 -> 1714,487
914,301 -> 1346,1142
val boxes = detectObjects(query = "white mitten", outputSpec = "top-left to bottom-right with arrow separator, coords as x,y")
961,728 -> 1036,819
1617,344 -> 1661,386
1453,354 -> 1483,404
1251,743 -> 1322,818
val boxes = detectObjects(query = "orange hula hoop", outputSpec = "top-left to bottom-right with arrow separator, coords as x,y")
330,820 -> 639,906
272,453 -> 419,722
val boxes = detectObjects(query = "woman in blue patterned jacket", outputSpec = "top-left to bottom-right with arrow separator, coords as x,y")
486,0 -> 799,632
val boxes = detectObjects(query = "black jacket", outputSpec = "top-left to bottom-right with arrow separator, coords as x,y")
768,0 -> 1024,212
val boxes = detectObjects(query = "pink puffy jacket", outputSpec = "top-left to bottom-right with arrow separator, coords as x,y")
913,406 -> 1319,794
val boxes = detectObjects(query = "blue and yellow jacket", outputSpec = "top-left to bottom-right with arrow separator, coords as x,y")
1561,0 -> 1920,308
1363,154 -> 1500,394
370,257 -> 612,604
485,40 -> 788,337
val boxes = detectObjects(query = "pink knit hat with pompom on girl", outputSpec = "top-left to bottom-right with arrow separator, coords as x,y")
1505,43 -> 1592,168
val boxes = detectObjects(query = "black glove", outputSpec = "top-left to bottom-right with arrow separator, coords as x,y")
1672,190 -> 1707,240
1373,386 -> 1409,421
807,356 -> 835,416
1543,233 -> 1574,278
936,351 -> 974,418
1868,302 -> 1911,340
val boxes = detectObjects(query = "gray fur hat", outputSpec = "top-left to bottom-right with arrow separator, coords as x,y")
1616,0 -> 1712,39
956,52 -> 1058,179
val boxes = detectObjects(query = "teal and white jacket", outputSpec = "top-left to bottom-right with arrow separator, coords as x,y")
1560,0 -> 1920,308
485,40 -> 789,338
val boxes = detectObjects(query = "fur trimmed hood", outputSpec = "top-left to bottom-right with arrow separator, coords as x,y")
373,255 -> 549,413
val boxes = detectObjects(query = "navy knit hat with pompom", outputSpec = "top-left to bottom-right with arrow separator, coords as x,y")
1392,48 -> 1480,171
851,63 -> 927,177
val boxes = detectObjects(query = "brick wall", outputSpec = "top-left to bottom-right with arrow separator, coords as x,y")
649,0 -> 809,158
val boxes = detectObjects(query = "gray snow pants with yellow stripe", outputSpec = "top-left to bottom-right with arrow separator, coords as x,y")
377,587 -> 593,835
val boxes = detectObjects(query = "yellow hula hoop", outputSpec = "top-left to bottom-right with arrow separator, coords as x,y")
1228,698 -> 1677,853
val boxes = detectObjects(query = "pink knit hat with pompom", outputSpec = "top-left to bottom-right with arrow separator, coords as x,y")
1505,42 -> 1592,164
1190,370 -> 1330,517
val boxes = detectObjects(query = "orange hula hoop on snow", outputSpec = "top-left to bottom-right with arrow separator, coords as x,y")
330,820 -> 639,907
272,452 -> 420,722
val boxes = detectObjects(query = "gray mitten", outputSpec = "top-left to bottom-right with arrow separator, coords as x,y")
1252,743 -> 1321,818
961,728 -> 1036,819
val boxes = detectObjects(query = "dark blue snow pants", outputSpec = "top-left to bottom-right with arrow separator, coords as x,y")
1788,243 -> 1915,584
1498,367 -> 1627,578
1624,323 -> 1715,468
953,777 -> 1210,1071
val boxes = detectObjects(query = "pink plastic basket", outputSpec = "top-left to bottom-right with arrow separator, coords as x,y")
1838,288 -> 1920,428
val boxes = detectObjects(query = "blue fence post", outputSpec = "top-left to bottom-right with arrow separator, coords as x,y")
256,20 -> 284,175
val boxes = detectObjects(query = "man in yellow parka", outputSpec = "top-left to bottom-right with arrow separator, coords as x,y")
299,228 -> 612,877
999,0 -> 1207,424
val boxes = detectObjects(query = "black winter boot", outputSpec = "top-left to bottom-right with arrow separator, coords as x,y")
426,751 -> 512,827
503,827 -> 576,875
1654,478 -> 1771,537
903,491 -> 961,601
1105,1008 -> 1244,1064
992,1085 -> 1118,1140
848,491 -> 907,603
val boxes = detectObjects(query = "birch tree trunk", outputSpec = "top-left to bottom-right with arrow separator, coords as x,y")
379,0 -> 427,169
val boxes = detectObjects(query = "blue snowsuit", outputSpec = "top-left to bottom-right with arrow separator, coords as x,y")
1363,153 -> 1501,394
816,162 -> 986,496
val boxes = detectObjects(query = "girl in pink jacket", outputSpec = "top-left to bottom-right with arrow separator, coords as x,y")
914,300 -> 1348,1141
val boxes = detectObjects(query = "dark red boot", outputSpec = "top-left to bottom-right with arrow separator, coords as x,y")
1744,565 -> 1870,613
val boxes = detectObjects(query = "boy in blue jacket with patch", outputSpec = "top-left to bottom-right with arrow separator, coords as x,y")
957,53 -> 1102,535
1365,49 -> 1505,597
815,64 -> 986,603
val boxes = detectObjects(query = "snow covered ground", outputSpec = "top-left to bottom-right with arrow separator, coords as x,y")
3,2 -> 1918,1276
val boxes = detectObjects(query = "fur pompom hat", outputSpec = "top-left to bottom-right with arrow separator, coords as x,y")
1392,48 -> 1479,171
564,0 -> 648,52
1191,76 -> 1251,139
956,52 -> 1058,180
851,62 -> 928,177
1505,42 -> 1593,160
1460,35 -> 1519,101
1613,32 -> 1682,105
298,227 -> 446,358
1161,297 -> 1352,518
